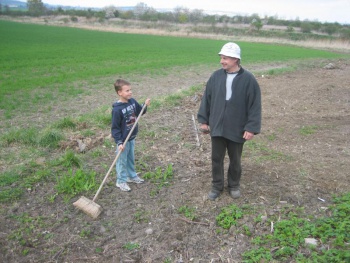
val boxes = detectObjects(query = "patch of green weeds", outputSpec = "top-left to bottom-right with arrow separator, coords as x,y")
38,129 -> 64,148
149,84 -> 203,110
143,164 -> 173,197
123,242 -> 140,250
103,138 -> 113,148
52,117 -> 76,129
133,208 -> 150,223
79,229 -> 91,238
8,213 -> 47,252
55,169 -> 97,197
0,188 -> 23,202
178,205 -> 197,221
242,225 -> 253,237
216,204 -> 243,229
244,140 -> 291,163
242,192 -> 350,262
90,148 -> 103,158
22,168 -> 52,188
79,107 -> 111,128
54,150 -> 82,168
267,66 -> 296,75
266,133 -> 276,141
0,171 -> 20,187
95,247 -> 103,253
299,125 -> 319,135
81,129 -> 95,137
0,127 -> 38,146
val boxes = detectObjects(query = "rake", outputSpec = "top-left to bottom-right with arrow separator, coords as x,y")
73,103 -> 147,219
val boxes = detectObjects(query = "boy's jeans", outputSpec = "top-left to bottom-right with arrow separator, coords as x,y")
116,139 -> 137,184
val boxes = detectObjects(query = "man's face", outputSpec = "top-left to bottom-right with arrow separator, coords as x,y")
220,55 -> 239,72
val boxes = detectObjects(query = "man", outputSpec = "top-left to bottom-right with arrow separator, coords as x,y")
197,42 -> 261,200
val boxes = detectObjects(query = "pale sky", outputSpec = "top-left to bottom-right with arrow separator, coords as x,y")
39,0 -> 350,24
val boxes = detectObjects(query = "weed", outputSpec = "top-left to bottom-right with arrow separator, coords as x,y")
0,171 -> 20,187
79,229 -> 91,238
143,164 -> 173,196
0,127 -> 38,146
55,169 -> 97,197
299,125 -> 318,135
53,117 -> 76,129
38,129 -> 64,148
8,213 -> 46,250
216,204 -> 243,229
81,129 -> 95,137
0,188 -> 23,203
178,205 -> 197,221
103,138 -> 113,148
134,208 -> 150,223
243,192 -> 350,262
54,150 -> 82,168
244,140 -> 291,163
95,247 -> 103,253
123,242 -> 140,250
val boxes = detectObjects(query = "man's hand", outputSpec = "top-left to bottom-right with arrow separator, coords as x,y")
243,131 -> 254,140
199,124 -> 210,134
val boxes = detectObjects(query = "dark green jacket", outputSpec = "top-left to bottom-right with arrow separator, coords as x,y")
197,67 -> 261,143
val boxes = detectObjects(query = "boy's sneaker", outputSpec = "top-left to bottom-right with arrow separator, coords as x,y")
116,182 -> 131,192
127,176 -> 144,184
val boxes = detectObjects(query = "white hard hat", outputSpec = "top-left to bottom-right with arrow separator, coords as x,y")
218,42 -> 241,59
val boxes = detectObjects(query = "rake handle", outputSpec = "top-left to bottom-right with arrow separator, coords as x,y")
92,103 -> 147,202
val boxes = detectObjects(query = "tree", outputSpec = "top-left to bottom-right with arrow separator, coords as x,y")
104,5 -> 116,19
27,0 -> 45,16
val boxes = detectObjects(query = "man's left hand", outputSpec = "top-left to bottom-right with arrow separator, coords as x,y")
243,131 -> 254,140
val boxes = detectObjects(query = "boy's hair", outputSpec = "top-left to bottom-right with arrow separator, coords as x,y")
114,79 -> 130,93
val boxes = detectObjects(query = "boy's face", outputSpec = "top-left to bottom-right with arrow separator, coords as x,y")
117,85 -> 132,102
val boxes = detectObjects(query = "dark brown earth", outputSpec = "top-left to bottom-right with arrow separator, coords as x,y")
1,52 -> 350,262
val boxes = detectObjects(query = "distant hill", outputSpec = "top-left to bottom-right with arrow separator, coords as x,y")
1,0 -> 27,8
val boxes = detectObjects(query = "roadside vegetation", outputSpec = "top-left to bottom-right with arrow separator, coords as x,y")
2,0 -> 350,41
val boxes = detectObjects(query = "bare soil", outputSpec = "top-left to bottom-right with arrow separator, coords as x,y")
1,58 -> 349,262
1,17 -> 350,263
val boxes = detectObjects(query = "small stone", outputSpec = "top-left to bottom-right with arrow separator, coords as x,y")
305,238 -> 318,246
145,228 -> 153,235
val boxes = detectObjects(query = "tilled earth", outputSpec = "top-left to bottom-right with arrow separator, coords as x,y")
1,59 -> 350,262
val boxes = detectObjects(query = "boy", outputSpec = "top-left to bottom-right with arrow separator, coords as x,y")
111,79 -> 151,192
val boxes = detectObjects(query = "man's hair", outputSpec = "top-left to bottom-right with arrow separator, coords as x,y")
114,79 -> 130,93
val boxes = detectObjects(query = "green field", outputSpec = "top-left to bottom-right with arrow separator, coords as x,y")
0,20 -> 346,116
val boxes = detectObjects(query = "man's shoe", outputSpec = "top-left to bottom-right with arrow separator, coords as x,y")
208,190 -> 220,201
229,189 -> 241,199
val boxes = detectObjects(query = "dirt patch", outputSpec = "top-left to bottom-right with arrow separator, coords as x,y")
1,58 -> 350,262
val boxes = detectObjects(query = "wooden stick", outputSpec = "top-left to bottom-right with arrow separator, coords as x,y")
178,217 -> 210,226
191,114 -> 200,147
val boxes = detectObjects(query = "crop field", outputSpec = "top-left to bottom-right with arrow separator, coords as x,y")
0,20 -> 344,118
0,19 -> 349,262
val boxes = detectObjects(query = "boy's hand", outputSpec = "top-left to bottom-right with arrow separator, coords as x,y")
118,144 -> 124,152
145,98 -> 151,106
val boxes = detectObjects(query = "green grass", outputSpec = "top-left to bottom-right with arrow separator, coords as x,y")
0,20 -> 346,116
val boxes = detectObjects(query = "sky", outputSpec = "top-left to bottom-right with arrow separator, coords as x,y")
39,0 -> 350,24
